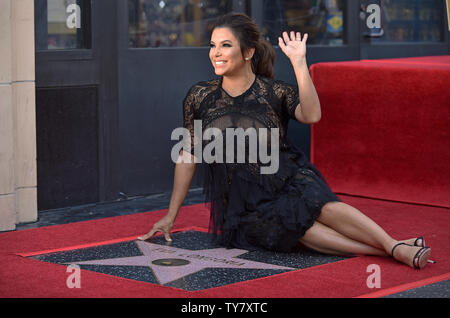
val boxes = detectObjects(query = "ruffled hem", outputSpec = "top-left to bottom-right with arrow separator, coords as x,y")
200,144 -> 342,253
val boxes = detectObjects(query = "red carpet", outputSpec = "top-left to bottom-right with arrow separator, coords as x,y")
310,55 -> 450,208
1,196 -> 449,298
1,55 -> 449,298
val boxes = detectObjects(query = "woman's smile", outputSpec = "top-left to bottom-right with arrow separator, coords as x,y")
209,27 -> 246,76
215,60 -> 227,67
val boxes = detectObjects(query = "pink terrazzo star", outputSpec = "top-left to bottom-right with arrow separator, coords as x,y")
67,241 -> 294,285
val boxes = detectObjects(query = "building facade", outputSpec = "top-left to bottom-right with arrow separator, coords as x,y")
0,0 -> 37,231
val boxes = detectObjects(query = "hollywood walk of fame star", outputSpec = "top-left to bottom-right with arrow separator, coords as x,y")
66,240 -> 295,285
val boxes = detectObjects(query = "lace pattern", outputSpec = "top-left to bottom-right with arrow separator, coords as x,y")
181,74 -> 340,252
182,75 -> 299,155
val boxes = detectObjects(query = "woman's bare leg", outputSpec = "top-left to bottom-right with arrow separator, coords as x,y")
313,201 -> 431,268
317,201 -> 396,252
300,221 -> 387,257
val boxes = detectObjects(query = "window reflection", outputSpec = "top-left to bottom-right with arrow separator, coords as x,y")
35,0 -> 91,50
129,0 -> 234,48
262,0 -> 344,46
361,0 -> 443,42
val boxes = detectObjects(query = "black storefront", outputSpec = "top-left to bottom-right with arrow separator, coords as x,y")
34,0 -> 450,211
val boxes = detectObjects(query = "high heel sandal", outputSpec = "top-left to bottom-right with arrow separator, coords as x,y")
391,242 -> 432,269
410,237 -> 436,264
414,236 -> 426,247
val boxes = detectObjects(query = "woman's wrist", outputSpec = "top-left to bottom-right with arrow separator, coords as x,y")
166,209 -> 178,221
291,56 -> 308,69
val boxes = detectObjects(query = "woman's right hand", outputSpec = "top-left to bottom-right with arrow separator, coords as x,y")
138,214 -> 175,242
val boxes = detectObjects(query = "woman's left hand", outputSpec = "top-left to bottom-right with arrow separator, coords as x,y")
278,31 -> 308,64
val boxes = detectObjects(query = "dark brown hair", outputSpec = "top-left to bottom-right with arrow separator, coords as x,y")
211,12 -> 275,79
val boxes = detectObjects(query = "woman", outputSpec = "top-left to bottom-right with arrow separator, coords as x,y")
139,12 -> 431,269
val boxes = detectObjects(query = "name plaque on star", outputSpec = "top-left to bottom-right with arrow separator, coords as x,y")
149,246 -> 247,266
151,245 -> 248,267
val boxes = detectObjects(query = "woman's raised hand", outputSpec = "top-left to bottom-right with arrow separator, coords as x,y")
138,214 -> 175,242
278,31 -> 308,63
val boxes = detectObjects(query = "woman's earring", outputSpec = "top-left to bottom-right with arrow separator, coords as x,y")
245,57 -> 250,61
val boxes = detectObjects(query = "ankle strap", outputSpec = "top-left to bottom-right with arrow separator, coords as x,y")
391,242 -> 409,258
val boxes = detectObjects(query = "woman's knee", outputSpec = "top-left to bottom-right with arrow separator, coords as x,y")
317,201 -> 352,227
302,221 -> 335,242
321,201 -> 345,216
299,222 -> 346,255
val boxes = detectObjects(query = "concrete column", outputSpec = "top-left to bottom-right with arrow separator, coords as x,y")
0,0 -> 37,231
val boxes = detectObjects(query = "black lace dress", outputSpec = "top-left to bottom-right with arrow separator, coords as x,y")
182,74 -> 341,253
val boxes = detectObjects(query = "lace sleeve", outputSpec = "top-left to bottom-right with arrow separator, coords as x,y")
277,80 -> 300,120
182,85 -> 197,156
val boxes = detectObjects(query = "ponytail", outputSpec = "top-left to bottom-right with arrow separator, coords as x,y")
252,37 -> 275,79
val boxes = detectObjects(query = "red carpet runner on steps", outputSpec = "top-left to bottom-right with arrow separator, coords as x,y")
310,55 -> 450,208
